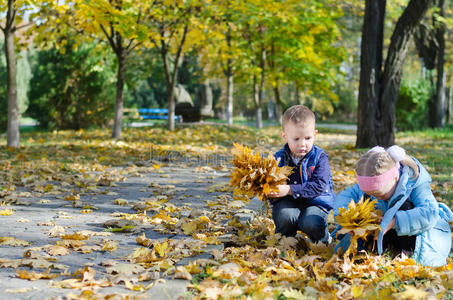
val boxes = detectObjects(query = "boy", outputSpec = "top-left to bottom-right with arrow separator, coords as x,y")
268,105 -> 335,243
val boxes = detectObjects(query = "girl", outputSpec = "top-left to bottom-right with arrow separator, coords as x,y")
334,145 -> 452,267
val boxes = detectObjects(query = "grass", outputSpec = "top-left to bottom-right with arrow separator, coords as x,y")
396,125 -> 453,206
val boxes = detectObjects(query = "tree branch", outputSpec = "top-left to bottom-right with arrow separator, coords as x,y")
100,23 -> 118,53
172,23 -> 189,85
15,22 -> 33,31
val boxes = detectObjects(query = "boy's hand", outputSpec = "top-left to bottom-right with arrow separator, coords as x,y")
267,185 -> 291,198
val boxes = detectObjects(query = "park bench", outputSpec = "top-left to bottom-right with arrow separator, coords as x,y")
123,108 -> 181,125
138,108 -> 180,121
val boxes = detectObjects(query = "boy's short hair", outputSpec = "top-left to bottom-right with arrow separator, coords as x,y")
282,105 -> 315,128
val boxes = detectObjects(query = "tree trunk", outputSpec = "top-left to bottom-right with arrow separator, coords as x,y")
162,50 -> 177,131
225,72 -> 234,125
356,0 -> 385,148
273,85 -> 283,125
224,26 -> 234,126
111,49 -> 126,139
200,78 -> 213,117
356,0 -> 434,148
5,0 -> 19,148
429,0 -> 445,128
257,43 -> 266,129
163,25 -> 188,131
295,85 -> 301,104
447,80 -> 452,124
253,75 -> 263,129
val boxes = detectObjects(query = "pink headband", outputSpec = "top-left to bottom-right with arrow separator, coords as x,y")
357,166 -> 399,192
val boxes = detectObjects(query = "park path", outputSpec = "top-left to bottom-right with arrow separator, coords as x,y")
0,127 -> 358,299
0,158 -> 260,299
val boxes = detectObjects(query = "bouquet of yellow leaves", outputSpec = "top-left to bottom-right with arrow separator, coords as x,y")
335,197 -> 382,257
230,143 -> 292,201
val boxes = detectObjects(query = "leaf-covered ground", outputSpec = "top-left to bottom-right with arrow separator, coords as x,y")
0,124 -> 452,299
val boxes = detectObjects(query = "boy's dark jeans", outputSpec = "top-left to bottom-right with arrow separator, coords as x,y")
271,198 -> 330,243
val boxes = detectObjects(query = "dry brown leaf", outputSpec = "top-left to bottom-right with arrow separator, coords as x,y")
46,245 -> 70,256
73,266 -> 96,282
0,237 -> 30,247
105,263 -> 145,276
16,269 -> 59,280
0,258 -> 20,268
174,266 -> 193,280
5,287 -> 34,294
102,240 -> 118,252
61,232 -> 89,240
48,225 -> 65,237
136,232 -> 153,247
396,285 -> 429,300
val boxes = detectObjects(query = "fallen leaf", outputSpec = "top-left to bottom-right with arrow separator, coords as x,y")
102,240 -> 118,252
396,285 -> 429,300
114,198 -> 129,206
5,287 -> 34,294
48,226 -> 65,237
16,218 -> 30,223
174,266 -> 192,280
106,263 -> 145,276
0,209 -> 14,216
0,237 -> 30,246
17,269 -> 59,280
46,245 -> 70,256
61,232 -> 89,240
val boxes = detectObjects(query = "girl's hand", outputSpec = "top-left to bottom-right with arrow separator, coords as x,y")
267,185 -> 291,198
383,217 -> 396,235
375,217 -> 395,241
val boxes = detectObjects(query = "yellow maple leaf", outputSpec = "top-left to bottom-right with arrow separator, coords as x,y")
335,197 -> 382,257
154,240 -> 169,257
182,221 -> 198,235
230,144 -> 292,201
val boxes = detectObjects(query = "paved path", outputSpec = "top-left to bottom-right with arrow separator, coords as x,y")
0,160 -> 259,299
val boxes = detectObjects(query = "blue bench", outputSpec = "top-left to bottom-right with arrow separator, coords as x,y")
138,108 -> 180,121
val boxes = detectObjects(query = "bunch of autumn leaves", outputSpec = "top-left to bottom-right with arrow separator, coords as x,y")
230,143 -> 292,201
230,143 -> 382,256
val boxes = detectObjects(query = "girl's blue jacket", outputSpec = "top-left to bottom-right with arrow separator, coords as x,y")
334,158 -> 453,267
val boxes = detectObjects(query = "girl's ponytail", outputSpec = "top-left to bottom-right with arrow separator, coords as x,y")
386,145 -> 419,178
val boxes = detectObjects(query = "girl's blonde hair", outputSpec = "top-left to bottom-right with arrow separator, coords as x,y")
356,146 -> 419,178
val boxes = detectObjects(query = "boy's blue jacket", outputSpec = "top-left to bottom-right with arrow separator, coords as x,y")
333,158 -> 453,267
274,144 -> 335,210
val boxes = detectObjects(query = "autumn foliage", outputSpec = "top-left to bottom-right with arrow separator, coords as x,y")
230,143 -> 292,200
335,198 -> 382,257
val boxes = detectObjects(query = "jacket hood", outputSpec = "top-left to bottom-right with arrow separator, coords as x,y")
387,157 -> 430,208
377,158 -> 431,255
